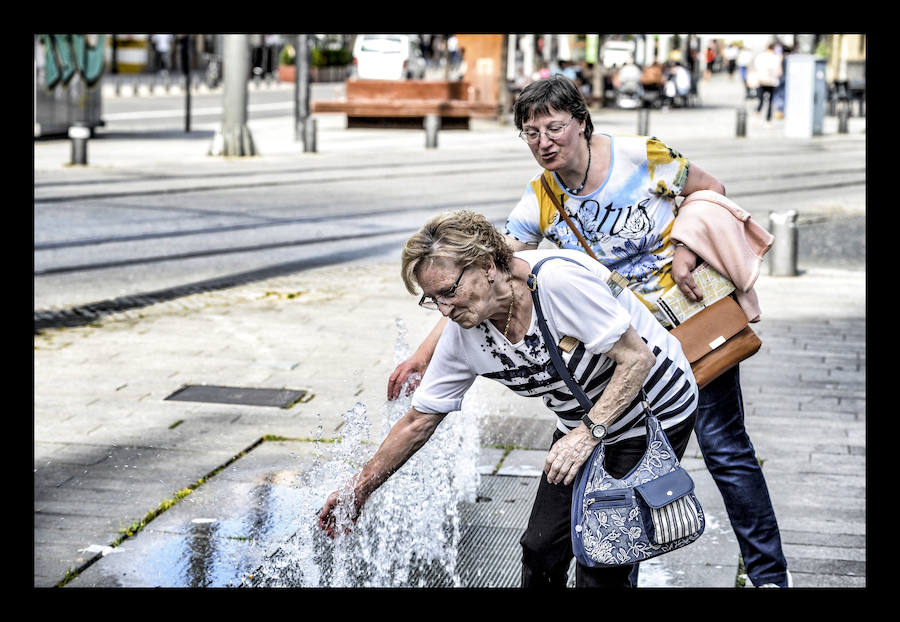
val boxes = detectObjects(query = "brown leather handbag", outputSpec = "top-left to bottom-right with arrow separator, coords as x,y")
540,172 -> 761,389
668,295 -> 761,389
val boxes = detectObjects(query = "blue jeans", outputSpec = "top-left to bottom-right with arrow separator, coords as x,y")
695,365 -> 789,586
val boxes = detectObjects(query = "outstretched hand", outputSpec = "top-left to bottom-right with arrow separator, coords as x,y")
317,488 -> 361,539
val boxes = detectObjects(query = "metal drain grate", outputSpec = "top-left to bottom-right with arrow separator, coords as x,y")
164,384 -> 308,409
408,475 -> 541,587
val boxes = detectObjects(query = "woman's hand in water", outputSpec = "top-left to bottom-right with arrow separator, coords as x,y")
317,491 -> 342,538
317,487 -> 363,539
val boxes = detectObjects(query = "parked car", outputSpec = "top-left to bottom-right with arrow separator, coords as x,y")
352,34 -> 425,80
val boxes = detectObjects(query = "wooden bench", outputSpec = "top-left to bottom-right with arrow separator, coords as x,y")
311,79 -> 497,129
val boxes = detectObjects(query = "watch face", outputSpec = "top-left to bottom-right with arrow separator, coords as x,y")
591,424 -> 606,439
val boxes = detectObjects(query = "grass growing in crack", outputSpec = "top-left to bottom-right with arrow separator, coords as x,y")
262,434 -> 336,443
488,443 -> 530,474
58,567 -> 79,586
282,392 -> 315,409
736,556 -> 748,587
114,487 -> 194,543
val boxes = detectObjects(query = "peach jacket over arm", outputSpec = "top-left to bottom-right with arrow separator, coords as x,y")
671,190 -> 775,323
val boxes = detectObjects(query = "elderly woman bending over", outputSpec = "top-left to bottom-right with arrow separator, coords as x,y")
318,210 -> 698,588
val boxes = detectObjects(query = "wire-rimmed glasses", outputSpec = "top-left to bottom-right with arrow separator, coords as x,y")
419,265 -> 468,310
518,115 -> 575,144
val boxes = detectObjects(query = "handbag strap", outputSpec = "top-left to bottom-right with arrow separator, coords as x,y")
526,256 -> 653,420
540,174 -> 600,261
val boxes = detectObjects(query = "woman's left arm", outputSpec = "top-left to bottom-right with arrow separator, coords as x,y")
681,162 -> 725,197
543,325 -> 656,486
672,163 -> 727,301
318,407 -> 445,537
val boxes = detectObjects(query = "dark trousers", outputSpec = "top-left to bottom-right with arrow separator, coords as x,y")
519,408 -> 697,588
757,85 -> 776,121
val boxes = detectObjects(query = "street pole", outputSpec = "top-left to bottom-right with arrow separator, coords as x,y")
181,35 -> 192,133
736,107 -> 747,137
209,34 -> 257,156
294,34 -> 316,152
498,34 -> 510,123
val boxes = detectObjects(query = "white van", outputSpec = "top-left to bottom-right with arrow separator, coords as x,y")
352,34 -> 425,80
601,40 -> 636,68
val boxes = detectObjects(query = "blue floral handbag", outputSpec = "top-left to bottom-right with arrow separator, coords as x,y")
528,256 -> 705,568
570,409 -> 705,568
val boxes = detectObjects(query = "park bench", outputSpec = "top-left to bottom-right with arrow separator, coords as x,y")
311,79 -> 497,129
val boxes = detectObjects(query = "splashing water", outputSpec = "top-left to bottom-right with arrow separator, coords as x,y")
248,319 -> 481,587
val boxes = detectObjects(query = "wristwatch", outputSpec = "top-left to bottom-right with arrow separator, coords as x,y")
583,414 -> 607,440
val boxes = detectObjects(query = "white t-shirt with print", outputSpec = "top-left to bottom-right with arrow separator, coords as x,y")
504,134 -> 690,327
411,249 -> 697,444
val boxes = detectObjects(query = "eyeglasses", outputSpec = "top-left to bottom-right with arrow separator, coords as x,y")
518,115 -> 575,144
419,265 -> 468,310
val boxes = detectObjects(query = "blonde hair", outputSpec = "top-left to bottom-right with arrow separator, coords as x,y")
401,210 -> 512,295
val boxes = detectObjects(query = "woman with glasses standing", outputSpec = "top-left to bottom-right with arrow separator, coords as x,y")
387,75 -> 790,589
319,210 -> 698,588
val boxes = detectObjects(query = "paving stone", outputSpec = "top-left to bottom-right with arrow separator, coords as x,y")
34,103 -> 866,587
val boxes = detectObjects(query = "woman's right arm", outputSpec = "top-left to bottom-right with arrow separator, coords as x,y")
318,407 -> 446,537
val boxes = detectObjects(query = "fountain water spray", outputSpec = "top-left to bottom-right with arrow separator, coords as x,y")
248,319 -> 480,587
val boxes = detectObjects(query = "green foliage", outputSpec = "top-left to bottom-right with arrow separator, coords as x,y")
281,43 -> 351,68
279,44 -> 295,66
310,47 -> 352,68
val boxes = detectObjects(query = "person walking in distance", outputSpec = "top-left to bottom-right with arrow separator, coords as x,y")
754,43 -> 783,125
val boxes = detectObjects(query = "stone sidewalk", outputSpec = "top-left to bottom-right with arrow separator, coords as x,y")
34,73 -> 866,588
34,257 -> 865,587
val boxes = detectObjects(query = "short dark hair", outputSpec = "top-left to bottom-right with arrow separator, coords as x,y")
513,75 -> 593,142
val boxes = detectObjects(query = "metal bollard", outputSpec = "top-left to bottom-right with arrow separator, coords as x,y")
736,107 -> 747,137
303,117 -> 317,153
838,101 -> 849,134
637,107 -> 649,135
425,114 -> 440,149
768,210 -> 799,276
68,124 -> 90,165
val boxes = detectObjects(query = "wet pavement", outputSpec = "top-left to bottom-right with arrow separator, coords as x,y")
34,73 -> 866,588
